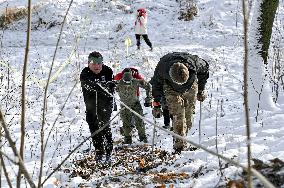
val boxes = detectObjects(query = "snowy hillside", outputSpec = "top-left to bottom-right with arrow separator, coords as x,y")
0,0 -> 284,187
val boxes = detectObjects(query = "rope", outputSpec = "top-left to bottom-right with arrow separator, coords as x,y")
96,82 -> 275,188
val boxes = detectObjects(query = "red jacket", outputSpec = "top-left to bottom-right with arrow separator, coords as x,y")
114,67 -> 143,96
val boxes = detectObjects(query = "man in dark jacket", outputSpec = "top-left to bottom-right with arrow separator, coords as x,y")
151,52 -> 209,154
80,51 -> 115,164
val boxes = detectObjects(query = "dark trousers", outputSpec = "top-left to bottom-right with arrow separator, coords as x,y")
86,102 -> 113,156
135,34 -> 152,48
163,107 -> 172,127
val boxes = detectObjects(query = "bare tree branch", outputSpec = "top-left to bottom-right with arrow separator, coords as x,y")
17,0 -> 32,187
0,108 -> 36,188
0,155 -> 13,188
42,109 -> 122,186
38,0 -> 74,186
242,0 -> 252,187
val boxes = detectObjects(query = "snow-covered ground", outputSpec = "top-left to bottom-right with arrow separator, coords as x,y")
0,0 -> 284,187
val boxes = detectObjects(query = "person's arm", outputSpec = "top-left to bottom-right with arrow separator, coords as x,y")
80,68 -> 96,91
139,15 -> 147,26
151,63 -> 164,103
138,79 -> 152,98
196,58 -> 209,92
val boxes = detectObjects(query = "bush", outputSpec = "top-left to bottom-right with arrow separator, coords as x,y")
0,7 -> 28,28
177,0 -> 198,21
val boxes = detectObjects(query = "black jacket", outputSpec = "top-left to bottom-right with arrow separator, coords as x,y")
151,52 -> 209,100
80,65 -> 114,111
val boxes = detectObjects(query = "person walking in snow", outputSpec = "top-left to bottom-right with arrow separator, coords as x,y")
114,68 -> 152,144
80,51 -> 115,164
151,52 -> 209,154
135,8 -> 153,51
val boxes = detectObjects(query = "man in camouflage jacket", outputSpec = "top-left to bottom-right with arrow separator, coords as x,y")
151,52 -> 209,154
115,68 -> 152,144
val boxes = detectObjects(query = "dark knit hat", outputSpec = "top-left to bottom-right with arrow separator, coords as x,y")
122,71 -> 133,82
169,62 -> 189,85
88,51 -> 103,64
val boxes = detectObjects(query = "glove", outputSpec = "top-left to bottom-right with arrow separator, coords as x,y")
106,81 -> 116,93
144,97 -> 152,107
152,101 -> 162,118
113,101 -> 117,111
197,90 -> 207,102
152,107 -> 162,118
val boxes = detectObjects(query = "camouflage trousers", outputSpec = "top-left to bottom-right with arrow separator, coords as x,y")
164,82 -> 198,150
120,101 -> 146,140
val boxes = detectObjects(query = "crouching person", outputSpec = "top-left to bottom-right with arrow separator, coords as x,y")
114,68 -> 152,144
151,52 -> 209,154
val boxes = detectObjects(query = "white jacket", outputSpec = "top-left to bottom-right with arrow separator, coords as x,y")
134,15 -> 148,34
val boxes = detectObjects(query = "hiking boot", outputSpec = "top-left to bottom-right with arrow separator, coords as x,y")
188,145 -> 198,151
139,136 -> 148,143
123,136 -> 132,144
150,46 -> 153,51
137,46 -> 140,50
162,124 -> 170,129
95,154 -> 103,164
173,148 -> 182,155
105,155 -> 112,167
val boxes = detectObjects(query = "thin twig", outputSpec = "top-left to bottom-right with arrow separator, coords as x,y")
199,101 -> 202,144
98,83 -> 275,188
17,0 -> 32,187
41,109 -> 122,186
215,100 -> 223,176
38,0 -> 74,187
0,108 -> 36,188
242,0 -> 252,187
0,155 -> 13,188
43,81 -> 78,153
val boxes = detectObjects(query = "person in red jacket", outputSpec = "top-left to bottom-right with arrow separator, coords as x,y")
114,67 -> 143,96
135,8 -> 153,51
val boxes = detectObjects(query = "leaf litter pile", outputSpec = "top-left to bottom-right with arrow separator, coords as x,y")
66,144 -> 192,187
61,144 -> 284,187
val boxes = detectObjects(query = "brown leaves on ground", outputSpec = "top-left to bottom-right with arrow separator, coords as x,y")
227,180 -> 245,188
152,172 -> 189,183
65,144 -> 192,185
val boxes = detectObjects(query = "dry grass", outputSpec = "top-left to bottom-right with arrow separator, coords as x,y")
0,7 -> 29,28
176,0 -> 198,21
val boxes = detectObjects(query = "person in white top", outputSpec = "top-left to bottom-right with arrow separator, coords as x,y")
134,8 -> 153,51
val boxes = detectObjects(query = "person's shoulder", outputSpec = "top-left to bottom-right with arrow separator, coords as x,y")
134,78 -> 146,84
103,65 -> 113,71
80,67 -> 90,74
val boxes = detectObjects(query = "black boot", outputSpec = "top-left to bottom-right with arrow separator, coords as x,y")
105,154 -> 112,167
123,136 -> 132,144
139,135 -> 148,143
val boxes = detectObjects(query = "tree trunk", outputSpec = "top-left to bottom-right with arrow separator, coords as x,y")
258,0 -> 279,64
247,1 -> 279,113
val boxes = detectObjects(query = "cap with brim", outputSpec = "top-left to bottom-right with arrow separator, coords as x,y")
88,56 -> 103,64
122,72 -> 133,82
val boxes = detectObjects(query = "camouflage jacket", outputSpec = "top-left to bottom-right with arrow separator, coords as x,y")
151,52 -> 209,100
116,79 -> 151,107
